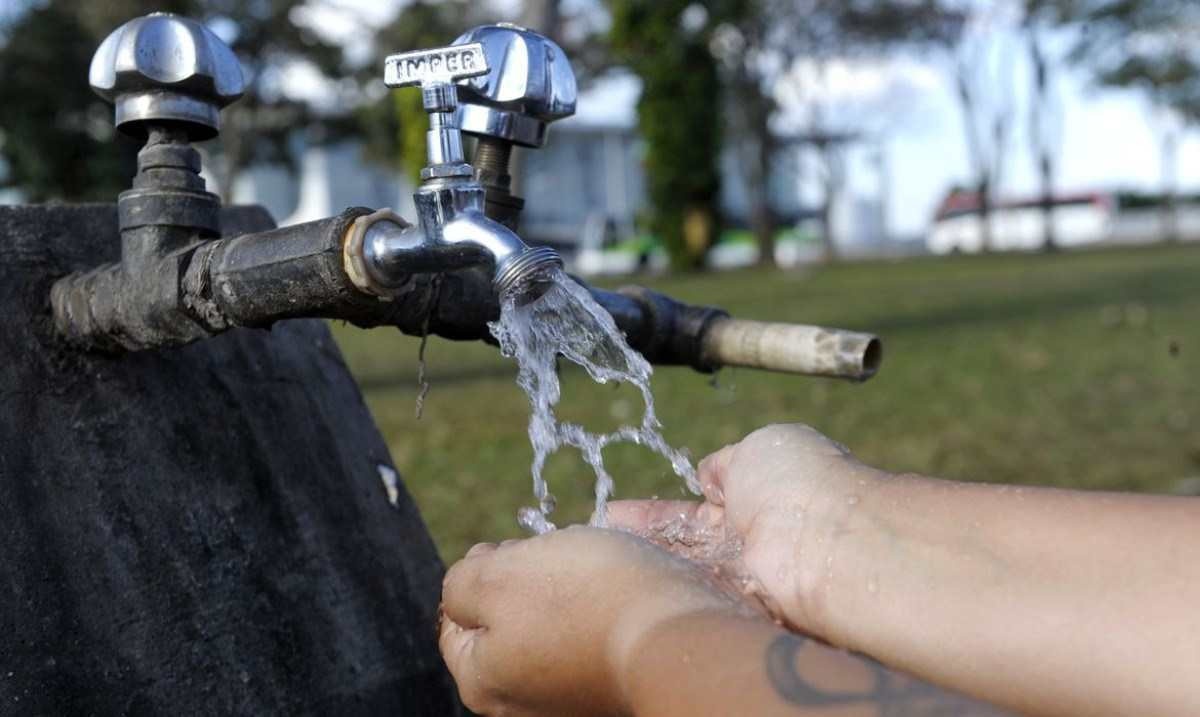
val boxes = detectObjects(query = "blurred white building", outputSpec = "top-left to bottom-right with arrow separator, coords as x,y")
927,190 -> 1200,254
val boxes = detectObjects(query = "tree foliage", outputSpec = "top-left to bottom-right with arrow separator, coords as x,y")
1038,0 -> 1199,240
1041,0 -> 1200,121
0,2 -> 170,201
608,1 -> 723,270
195,0 -> 346,201
702,0 -> 963,263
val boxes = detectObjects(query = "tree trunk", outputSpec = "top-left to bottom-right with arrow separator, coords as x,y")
977,177 -> 994,252
218,106 -> 247,205
743,94 -> 777,268
1161,126 -> 1179,242
1027,27 -> 1057,252
752,132 -> 778,267
1039,154 -> 1057,252
819,189 -> 837,262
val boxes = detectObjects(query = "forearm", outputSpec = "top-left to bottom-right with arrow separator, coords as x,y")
621,612 -> 1002,717
815,473 -> 1200,715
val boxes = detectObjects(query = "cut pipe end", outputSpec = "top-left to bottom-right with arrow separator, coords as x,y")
860,337 -> 883,381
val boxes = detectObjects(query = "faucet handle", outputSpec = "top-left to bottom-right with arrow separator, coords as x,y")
451,25 -> 577,149
89,12 -> 244,140
383,43 -> 490,179
443,25 -> 577,229
384,43 -> 489,92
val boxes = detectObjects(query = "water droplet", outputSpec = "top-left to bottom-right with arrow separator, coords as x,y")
846,495 -> 860,506
867,579 -> 878,594
518,506 -> 555,534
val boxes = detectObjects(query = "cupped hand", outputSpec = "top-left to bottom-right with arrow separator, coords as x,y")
607,424 -> 887,634
439,526 -> 753,717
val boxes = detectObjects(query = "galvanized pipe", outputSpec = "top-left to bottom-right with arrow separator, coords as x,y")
54,205 -> 882,382
700,319 -> 882,382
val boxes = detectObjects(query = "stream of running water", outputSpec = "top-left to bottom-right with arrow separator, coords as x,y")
489,267 -> 699,533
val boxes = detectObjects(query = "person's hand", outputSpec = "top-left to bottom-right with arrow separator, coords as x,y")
438,526 -> 754,717
607,424 -> 887,634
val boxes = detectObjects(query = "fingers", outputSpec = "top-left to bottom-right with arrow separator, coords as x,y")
442,543 -> 496,629
465,541 -> 498,558
607,500 -> 704,533
698,443 -> 737,504
438,614 -> 481,669
438,615 -> 490,712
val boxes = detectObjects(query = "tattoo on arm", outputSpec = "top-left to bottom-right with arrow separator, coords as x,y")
765,633 -> 1009,716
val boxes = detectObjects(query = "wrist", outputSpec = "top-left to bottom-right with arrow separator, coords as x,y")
616,610 -> 774,716
607,572 -> 761,714
778,461 -> 894,640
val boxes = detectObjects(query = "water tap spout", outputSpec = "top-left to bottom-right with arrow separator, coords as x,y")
355,41 -> 563,303
352,198 -> 561,302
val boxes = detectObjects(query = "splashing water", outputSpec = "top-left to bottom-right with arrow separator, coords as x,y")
489,267 -> 699,533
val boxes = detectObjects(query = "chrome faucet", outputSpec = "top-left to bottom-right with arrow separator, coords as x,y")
347,41 -> 562,303
452,24 -> 578,229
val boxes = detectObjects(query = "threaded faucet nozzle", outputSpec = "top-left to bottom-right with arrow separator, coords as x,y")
494,246 -> 562,304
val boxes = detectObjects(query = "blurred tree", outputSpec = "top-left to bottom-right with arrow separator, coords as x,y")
1040,0 -> 1200,241
1024,1 -> 1065,251
609,1 -> 723,270
186,0 -> 346,203
521,0 -> 562,35
775,54 -> 928,262
1049,0 -> 1200,119
708,0 -> 963,264
0,0 -> 344,204
943,6 -> 1020,253
0,1 -> 176,201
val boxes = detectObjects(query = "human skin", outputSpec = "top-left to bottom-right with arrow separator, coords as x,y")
438,528 -> 750,716
607,424 -> 1200,716
440,423 -> 1200,715
439,525 -> 998,716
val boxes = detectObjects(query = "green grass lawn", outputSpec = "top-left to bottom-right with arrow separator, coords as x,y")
332,243 -> 1200,561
